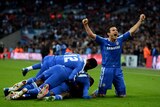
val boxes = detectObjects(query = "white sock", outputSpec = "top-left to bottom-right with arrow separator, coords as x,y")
26,66 -> 33,70
55,95 -> 63,100
8,87 -> 14,91
32,82 -> 38,88
18,90 -> 24,96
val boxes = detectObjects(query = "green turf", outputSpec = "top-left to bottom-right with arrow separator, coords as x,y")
0,59 -> 160,107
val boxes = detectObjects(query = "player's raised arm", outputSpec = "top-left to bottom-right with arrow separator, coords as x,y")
82,18 -> 96,39
129,14 -> 146,36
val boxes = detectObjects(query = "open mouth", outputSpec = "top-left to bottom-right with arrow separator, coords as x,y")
114,34 -> 118,36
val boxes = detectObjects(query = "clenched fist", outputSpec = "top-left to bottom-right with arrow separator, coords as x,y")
82,18 -> 88,25
140,14 -> 145,22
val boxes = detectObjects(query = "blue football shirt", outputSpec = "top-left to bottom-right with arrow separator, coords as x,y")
95,32 -> 131,67
42,54 -> 86,80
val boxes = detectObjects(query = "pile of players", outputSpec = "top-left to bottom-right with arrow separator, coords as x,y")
3,53 -> 98,101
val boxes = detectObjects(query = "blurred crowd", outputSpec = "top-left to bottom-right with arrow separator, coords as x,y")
0,0 -> 160,66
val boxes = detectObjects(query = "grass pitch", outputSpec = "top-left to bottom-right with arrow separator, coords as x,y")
0,59 -> 160,107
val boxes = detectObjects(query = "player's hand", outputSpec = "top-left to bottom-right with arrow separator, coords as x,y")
83,95 -> 92,99
140,14 -> 145,22
82,18 -> 88,25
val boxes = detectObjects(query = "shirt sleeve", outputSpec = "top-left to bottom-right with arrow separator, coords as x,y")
119,32 -> 131,42
76,77 -> 90,97
68,63 -> 85,80
82,78 -> 90,97
95,35 -> 105,45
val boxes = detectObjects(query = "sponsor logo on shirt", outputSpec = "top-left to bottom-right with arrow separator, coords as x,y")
106,45 -> 120,50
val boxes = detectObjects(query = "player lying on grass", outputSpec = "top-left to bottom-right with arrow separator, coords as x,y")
4,64 -> 74,99
38,72 -> 94,100
27,72 -> 94,100
4,65 -> 95,100
43,73 -> 94,101
5,69 -> 94,100
43,75 -> 94,101
4,54 -> 97,97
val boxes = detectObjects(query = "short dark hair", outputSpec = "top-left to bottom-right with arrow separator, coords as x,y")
106,24 -> 116,33
87,58 -> 98,68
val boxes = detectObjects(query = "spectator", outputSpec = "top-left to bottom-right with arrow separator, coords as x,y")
14,46 -> 24,53
40,41 -> 50,59
143,43 -> 151,65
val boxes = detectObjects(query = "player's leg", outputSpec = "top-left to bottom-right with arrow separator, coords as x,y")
7,82 -> 39,100
21,93 -> 32,99
21,80 -> 44,99
36,68 -> 57,99
4,80 -> 27,96
5,88 -> 28,100
22,63 -> 42,76
7,79 -> 43,100
25,77 -> 37,84
35,63 -> 50,78
4,77 -> 37,97
4,76 -> 42,97
15,77 -> 37,91
35,55 -> 56,77
113,68 -> 126,98
40,82 -> 69,100
14,77 -> 38,91
37,84 -> 49,99
37,66 -> 72,99
22,55 -> 51,73
49,82 -> 69,95
5,91 -> 17,100
22,55 -> 53,76
92,67 -> 114,97
41,67 -> 70,89
37,74 -> 62,99
10,86 -> 41,100
35,65 -> 60,81
38,65 -> 72,88
26,87 -> 41,97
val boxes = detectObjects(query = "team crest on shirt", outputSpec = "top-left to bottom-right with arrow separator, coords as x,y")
116,41 -> 119,45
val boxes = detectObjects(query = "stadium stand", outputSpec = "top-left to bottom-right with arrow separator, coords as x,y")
0,0 -> 159,66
